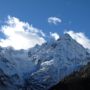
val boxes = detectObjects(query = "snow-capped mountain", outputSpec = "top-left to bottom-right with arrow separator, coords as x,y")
0,34 -> 90,90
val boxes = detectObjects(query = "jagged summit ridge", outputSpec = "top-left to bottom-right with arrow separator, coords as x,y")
0,34 -> 90,90
26,34 -> 89,89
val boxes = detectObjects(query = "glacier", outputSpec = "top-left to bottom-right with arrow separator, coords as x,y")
0,34 -> 90,90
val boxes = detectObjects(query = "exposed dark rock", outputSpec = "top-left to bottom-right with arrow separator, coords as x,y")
49,63 -> 90,90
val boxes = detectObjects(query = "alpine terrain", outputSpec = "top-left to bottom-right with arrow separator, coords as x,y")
0,34 -> 90,90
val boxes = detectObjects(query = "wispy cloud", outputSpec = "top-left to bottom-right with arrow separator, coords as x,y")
50,32 -> 60,40
64,30 -> 90,49
48,17 -> 62,25
1,16 -> 90,50
0,16 -> 46,50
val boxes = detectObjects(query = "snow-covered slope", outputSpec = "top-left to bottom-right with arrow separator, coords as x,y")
0,34 -> 90,90
0,47 -> 37,89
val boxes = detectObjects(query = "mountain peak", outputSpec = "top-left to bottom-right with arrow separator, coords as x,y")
0,33 -> 90,90
64,33 -> 72,39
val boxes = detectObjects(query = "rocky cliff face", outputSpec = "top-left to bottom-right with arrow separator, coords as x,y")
49,62 -> 90,90
0,34 -> 90,90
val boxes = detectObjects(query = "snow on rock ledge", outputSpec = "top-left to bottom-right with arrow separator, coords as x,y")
0,34 -> 90,90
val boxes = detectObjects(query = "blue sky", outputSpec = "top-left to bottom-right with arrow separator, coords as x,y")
0,0 -> 90,50
0,0 -> 90,34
